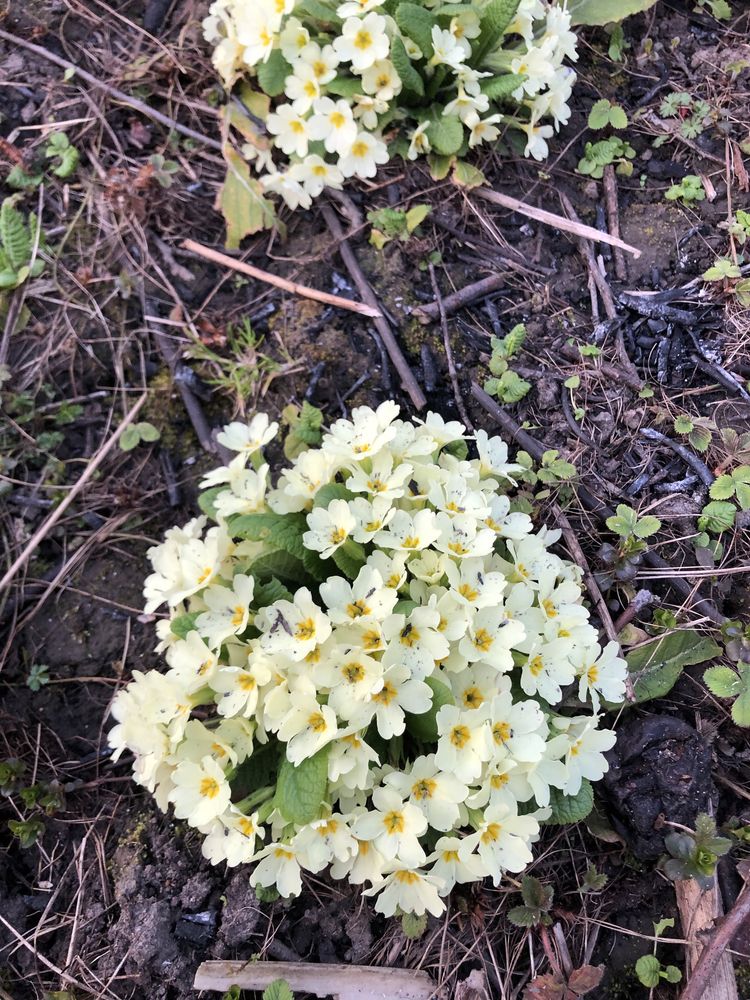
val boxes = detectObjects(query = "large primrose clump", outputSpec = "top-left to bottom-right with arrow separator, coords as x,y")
202,0 -> 578,209
109,405 -> 626,918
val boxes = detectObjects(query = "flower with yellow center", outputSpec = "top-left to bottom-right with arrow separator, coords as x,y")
353,786 -> 427,867
169,755 -> 231,827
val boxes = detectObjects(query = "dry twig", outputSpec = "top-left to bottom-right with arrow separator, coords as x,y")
678,879 -> 750,1000
602,166 -> 627,282
414,272 -> 507,325
182,239 -> 382,319
473,187 -> 642,258
428,263 -> 473,430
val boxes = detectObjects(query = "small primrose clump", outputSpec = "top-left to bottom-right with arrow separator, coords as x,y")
109,405 -> 626,918
202,0 -> 579,210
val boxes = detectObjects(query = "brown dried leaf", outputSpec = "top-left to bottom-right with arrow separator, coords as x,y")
568,965 -> 604,995
523,972 -> 566,1000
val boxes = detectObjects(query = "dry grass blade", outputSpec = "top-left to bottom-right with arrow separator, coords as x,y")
182,239 -> 383,319
473,187 -> 642,258
0,394 -> 147,597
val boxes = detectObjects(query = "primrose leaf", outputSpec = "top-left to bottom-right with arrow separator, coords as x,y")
625,629 -> 721,703
273,745 -> 330,825
545,780 -> 593,825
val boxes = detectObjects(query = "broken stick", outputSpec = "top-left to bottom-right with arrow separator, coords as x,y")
182,239 -> 382,320
193,961 -> 435,1000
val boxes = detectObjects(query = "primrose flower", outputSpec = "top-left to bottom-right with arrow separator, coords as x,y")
573,641 -> 626,711
407,122 -> 431,160
266,103 -> 311,157
169,755 -> 231,827
217,413 -> 278,454
435,705 -> 492,783
337,0 -> 385,15
469,803 -> 539,881
333,13 -> 389,72
279,17 -> 309,61
430,26 -> 466,69
428,836 -> 488,894
320,565 -> 397,624
368,867 -> 445,917
257,587 -> 332,659
353,786 -> 428,866
360,59 -> 402,101
201,808 -> 264,866
194,574 -> 255,648
251,842 -> 303,897
303,498 -> 357,558
384,755 -> 467,831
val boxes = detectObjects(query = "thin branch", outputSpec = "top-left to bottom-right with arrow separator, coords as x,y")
428,263 -> 473,431
414,272 -> 507,325
321,201 -> 426,410
679,881 -> 750,1000
182,238 -> 383,320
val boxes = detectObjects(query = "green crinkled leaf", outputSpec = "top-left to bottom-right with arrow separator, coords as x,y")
198,486 -> 225,521
302,545 -> 329,582
262,979 -> 295,1000
250,549 -> 307,584
1,198 -> 31,272
635,954 -> 661,989
507,905 -> 540,927
427,153 -> 454,180
313,483 -> 356,508
253,577 -> 293,607
545,780 -> 593,825
395,3 -> 435,57
256,50 -> 292,97
698,500 -> 736,534
273,745 -> 330,824
710,475 -> 736,500
297,0 -> 341,21
406,676 -> 455,741
704,665 -> 742,698
569,0 -> 658,25
171,612 -> 200,639
426,115 -> 465,156
481,73 -> 524,100
452,160 -> 486,189
231,511 -> 307,560
474,0 -> 521,63
325,76 -> 363,99
390,34 -> 425,98
626,630 -> 721,704
588,99 -> 612,130
331,540 -> 367,579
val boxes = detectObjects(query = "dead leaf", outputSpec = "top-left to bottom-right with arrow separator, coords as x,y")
455,969 -> 491,1000
523,972 -> 567,1000
568,965 -> 604,995
217,145 -> 275,249
127,118 -> 152,149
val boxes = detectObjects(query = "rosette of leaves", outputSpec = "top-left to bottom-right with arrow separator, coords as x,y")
0,196 -> 46,291
660,813 -> 732,889
483,323 -> 531,404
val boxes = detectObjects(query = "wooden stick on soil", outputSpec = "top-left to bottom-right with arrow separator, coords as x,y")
603,166 -> 628,281
193,960 -> 435,1000
678,879 -> 750,1000
0,394 -> 147,596
413,272 -> 507,325
181,239 -> 382,319
320,202 -> 427,410
473,187 -> 642,258
675,879 -> 738,1000
428,262 -> 473,430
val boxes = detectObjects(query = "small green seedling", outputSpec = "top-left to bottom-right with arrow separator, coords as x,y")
484,323 -> 531,404
665,174 -> 705,204
281,401 -> 324,461
673,413 -> 713,451
659,92 -> 712,138
508,875 -> 554,927
634,918 -> 682,988
400,911 -> 428,939
119,421 -> 161,451
719,209 -> 750,245
579,863 -> 608,894
703,257 -> 742,282
710,465 -> 750,508
587,98 -> 628,130
577,137 -> 636,179
368,204 -> 431,249
605,504 -> 661,555
149,154 -> 180,188
8,818 -> 46,849
27,663 -> 50,692
45,132 -> 80,178
0,196 -> 46,290
660,814 -> 732,887
704,620 -> 750,727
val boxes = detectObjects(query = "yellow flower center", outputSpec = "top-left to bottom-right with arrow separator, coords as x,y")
347,599 -> 371,619
313,60 -> 326,78
450,725 -> 470,749
394,869 -> 420,884
463,686 -> 483,708
412,778 -> 437,800
331,110 -> 346,128
493,721 -> 511,744
238,818 -> 255,836
481,822 -> 502,844
373,681 -> 396,705
274,847 -> 294,859
442,849 -> 460,862
383,810 -> 405,834
570,739 -> 582,757
197,567 -> 213,584
354,29 -> 372,50
211,742 -> 226,757
199,777 -> 220,799
402,535 -> 420,549
343,662 -> 365,684
586,665 -> 599,684
308,711 -> 327,732
231,605 -> 245,627
239,674 -> 256,691
491,772 -> 509,789
312,164 -> 327,176
400,625 -> 420,647
473,628 -> 493,653
289,119 -> 305,134
296,617 -> 316,640
458,583 -> 479,601
448,541 -> 469,555
542,598 -> 557,618
330,526 -> 347,545
528,655 -> 544,677
368,477 -> 386,492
